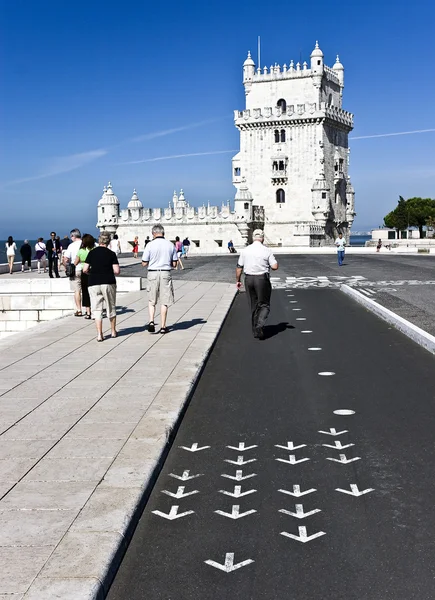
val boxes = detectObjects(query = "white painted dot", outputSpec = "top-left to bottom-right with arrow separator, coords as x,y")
296,318 -> 306,321
287,294 -> 294,297
301,330 -> 312,334
308,347 -> 322,351
292,308 -> 302,311
333,409 -> 355,415
289,301 -> 298,303
318,371 -> 335,376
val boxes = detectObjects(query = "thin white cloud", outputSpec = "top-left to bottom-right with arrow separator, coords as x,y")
128,117 -> 229,144
120,149 -> 237,165
1,149 -> 107,188
351,128 -> 435,140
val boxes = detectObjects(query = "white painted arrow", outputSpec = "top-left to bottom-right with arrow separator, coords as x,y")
178,443 -> 210,452
276,454 -> 310,465
152,505 -> 194,520
336,484 -> 374,496
205,552 -> 254,572
161,486 -> 199,499
326,453 -> 361,464
318,428 -> 348,436
322,440 -> 354,450
224,455 -> 257,466
169,470 -> 203,481
221,469 -> 257,481
219,485 -> 257,498
278,485 -> 317,497
275,442 -> 307,451
280,526 -> 326,543
279,504 -> 321,519
226,442 -> 258,452
215,504 -> 257,519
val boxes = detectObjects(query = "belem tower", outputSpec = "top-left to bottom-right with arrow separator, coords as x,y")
97,42 -> 355,252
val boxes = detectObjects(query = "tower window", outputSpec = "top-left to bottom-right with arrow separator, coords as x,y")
280,129 -> 286,143
339,159 -> 344,173
322,192 -> 327,199
277,99 -> 287,113
101,207 -> 105,213
276,189 -> 285,204
272,161 -> 278,171
274,130 -> 280,143
244,202 -> 249,210
234,167 -> 241,177
317,60 -> 321,65
278,160 -> 285,171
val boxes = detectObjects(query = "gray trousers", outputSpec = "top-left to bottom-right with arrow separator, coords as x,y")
245,274 -> 271,333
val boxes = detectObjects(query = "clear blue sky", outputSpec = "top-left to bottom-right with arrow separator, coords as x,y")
1,0 -> 434,237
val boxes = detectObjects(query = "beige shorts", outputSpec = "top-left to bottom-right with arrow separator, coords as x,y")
70,273 -> 82,293
89,284 -> 117,320
147,271 -> 174,306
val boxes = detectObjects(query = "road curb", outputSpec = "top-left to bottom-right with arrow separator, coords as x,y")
341,284 -> 435,355
95,287 -> 238,598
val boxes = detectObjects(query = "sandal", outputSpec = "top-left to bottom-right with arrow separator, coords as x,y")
111,331 -> 118,338
148,321 -> 155,333
74,311 -> 83,317
84,314 -> 92,320
159,327 -> 168,334
97,336 -> 104,342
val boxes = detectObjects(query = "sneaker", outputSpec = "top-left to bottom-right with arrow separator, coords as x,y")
148,321 -> 155,333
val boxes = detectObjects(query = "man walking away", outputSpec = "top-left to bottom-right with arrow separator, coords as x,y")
46,232 -> 61,278
236,229 -> 278,340
20,240 -> 32,272
182,237 -> 190,258
142,224 -> 178,334
63,229 -> 83,316
335,233 -> 346,266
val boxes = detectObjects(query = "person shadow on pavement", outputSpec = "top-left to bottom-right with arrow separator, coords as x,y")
262,322 -> 295,340
170,318 -> 207,331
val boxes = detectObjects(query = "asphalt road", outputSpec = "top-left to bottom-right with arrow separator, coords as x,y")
121,253 -> 435,335
107,288 -> 435,600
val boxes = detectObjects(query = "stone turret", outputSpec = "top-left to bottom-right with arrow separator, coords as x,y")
97,182 -> 119,233
234,182 -> 253,221
243,51 -> 255,95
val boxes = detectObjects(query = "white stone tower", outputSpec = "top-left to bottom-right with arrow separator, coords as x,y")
232,42 -> 355,246
96,182 -> 120,233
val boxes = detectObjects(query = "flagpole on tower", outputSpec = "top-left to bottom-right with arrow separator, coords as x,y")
258,36 -> 261,71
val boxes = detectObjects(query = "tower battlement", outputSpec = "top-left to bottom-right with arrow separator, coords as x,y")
234,102 -> 353,129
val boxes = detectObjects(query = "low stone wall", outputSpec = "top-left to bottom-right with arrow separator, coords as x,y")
0,277 -> 142,339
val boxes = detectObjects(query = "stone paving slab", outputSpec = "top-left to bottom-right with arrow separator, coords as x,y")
0,279 -> 236,598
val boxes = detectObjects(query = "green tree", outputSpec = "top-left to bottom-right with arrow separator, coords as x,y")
384,196 -> 408,235
406,197 -> 435,237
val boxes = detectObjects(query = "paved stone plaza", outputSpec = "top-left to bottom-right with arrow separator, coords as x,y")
0,280 -> 235,598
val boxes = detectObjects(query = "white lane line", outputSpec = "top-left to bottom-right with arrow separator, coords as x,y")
333,409 -> 355,415
289,301 -> 298,303
308,347 -> 322,351
296,318 -> 306,321
318,371 -> 335,376
292,308 -> 302,311
301,330 -> 312,333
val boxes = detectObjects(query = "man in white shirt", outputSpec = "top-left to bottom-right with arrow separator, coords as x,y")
63,229 -> 83,315
236,229 -> 279,340
142,224 -> 178,334
335,233 -> 346,266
